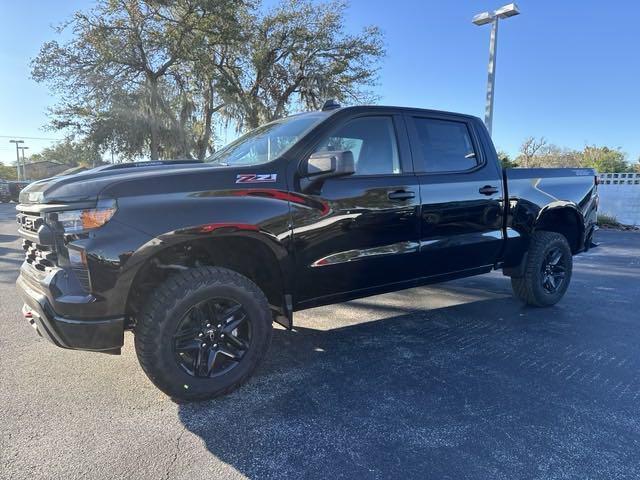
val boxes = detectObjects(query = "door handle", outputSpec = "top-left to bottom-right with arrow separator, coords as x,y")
388,190 -> 415,201
479,185 -> 499,196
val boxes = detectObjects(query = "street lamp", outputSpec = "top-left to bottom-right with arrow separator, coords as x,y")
18,146 -> 29,180
9,139 -> 24,180
472,3 -> 520,136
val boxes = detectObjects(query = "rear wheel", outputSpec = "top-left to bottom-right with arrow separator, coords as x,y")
511,231 -> 573,307
134,267 -> 272,401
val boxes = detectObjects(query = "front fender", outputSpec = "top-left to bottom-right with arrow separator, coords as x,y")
97,189 -> 296,318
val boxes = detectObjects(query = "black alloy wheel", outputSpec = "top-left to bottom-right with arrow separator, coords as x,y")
510,231 -> 573,307
135,267 -> 272,401
540,247 -> 567,294
173,298 -> 251,378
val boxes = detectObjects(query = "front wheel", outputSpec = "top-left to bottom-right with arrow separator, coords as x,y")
135,267 -> 272,401
511,231 -> 573,307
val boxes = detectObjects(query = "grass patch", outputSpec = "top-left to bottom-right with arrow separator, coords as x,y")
597,213 -> 620,227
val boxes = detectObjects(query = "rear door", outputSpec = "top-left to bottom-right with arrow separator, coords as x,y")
405,113 -> 505,276
291,112 -> 421,304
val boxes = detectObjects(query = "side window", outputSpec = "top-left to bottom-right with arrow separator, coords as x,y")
314,116 -> 401,175
411,117 -> 479,173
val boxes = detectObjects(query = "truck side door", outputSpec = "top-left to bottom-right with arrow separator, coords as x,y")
291,113 -> 421,305
405,113 -> 505,276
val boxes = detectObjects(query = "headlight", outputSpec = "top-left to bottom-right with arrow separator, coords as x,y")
55,200 -> 117,233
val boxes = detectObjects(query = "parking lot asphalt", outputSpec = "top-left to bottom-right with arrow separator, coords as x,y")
1,201 -> 639,479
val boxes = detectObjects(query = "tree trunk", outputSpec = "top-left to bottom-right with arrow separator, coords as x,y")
246,107 -> 261,130
178,99 -> 192,159
196,82 -> 223,160
148,77 -> 160,160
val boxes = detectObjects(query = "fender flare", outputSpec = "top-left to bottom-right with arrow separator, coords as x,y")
117,224 -> 294,324
534,201 -> 585,251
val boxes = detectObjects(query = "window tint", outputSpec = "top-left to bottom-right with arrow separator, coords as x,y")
411,118 -> 478,173
315,117 -> 400,175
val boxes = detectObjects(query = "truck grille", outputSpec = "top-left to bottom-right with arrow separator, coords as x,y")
17,208 -> 92,293
22,239 -> 57,271
16,212 -> 42,234
17,210 -> 56,272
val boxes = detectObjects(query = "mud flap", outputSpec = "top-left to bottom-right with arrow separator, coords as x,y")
502,252 -> 528,278
272,294 -> 293,329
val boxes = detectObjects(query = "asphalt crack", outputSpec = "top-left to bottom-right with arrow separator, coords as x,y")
164,428 -> 185,480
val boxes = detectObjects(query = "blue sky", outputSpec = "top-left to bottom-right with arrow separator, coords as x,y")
1,0 -> 639,166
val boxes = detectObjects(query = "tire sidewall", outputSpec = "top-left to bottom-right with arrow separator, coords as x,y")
530,235 -> 573,306
138,271 -> 271,399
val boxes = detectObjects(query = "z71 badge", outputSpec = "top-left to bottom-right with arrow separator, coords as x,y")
236,173 -> 277,183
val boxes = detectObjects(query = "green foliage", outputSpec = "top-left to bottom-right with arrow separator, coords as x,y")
496,150 -> 518,168
29,139 -> 103,168
515,138 -> 632,172
580,145 -> 629,173
597,213 -> 619,227
31,0 -> 384,160
0,164 -> 18,180
217,0 -> 384,130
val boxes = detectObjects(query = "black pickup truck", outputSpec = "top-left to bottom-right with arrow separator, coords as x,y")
16,104 -> 598,401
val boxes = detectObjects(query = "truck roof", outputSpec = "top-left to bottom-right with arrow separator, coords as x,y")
310,104 -> 482,123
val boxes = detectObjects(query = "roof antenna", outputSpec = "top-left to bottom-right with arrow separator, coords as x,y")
321,99 -> 341,111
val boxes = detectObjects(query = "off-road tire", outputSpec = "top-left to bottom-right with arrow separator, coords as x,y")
135,267 -> 272,401
511,231 -> 573,307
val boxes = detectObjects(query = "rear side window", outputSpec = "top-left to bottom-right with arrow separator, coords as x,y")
410,117 -> 479,173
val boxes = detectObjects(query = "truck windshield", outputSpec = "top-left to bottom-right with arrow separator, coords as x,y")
206,113 -> 327,166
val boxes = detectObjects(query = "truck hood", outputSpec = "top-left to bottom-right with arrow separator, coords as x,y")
19,160 -> 215,204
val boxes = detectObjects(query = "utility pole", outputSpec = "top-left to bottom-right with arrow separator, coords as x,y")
9,139 -> 24,180
472,3 -> 521,136
18,146 -> 29,180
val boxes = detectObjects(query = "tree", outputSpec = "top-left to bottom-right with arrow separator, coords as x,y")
535,145 -> 582,168
515,138 -> 580,168
0,164 -> 18,180
214,0 -> 384,130
580,145 -> 629,173
516,137 -> 547,167
32,0 -> 385,160
514,138 -> 629,170
28,139 -> 103,168
496,150 -> 518,168
32,0 -> 247,160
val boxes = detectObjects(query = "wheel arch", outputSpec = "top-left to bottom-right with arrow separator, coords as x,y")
122,229 -> 293,329
534,202 -> 584,253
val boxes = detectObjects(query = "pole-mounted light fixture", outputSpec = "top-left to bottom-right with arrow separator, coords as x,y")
472,3 -> 521,136
9,139 -> 24,180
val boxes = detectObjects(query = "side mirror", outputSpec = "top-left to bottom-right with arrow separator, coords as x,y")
306,150 -> 355,178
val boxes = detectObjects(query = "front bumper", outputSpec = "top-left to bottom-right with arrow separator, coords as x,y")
17,272 -> 124,353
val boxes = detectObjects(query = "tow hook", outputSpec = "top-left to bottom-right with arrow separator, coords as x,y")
22,305 -> 41,335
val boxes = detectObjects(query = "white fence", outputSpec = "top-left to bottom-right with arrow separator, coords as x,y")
598,173 -> 640,226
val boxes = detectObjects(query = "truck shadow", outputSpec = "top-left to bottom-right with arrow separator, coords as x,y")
177,290 -> 580,479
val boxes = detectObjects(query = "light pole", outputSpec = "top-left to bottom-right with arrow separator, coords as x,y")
18,146 -> 29,180
472,3 -> 520,136
9,139 -> 24,180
